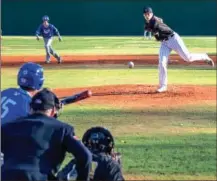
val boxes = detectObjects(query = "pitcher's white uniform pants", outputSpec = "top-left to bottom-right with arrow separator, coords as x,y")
159,32 -> 209,88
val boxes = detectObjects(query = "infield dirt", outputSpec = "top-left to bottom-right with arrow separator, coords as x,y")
2,54 -> 216,108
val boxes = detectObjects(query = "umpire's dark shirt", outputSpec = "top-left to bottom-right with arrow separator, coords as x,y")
93,153 -> 124,181
1,113 -> 92,181
145,15 -> 174,41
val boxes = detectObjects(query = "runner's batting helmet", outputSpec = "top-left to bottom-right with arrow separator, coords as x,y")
42,15 -> 49,22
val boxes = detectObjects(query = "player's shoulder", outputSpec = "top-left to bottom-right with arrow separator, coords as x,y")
106,156 -> 124,180
95,153 -> 123,178
153,15 -> 163,23
49,24 -> 55,28
108,156 -> 121,169
104,154 -> 122,174
96,153 -> 118,166
2,88 -> 20,96
1,88 -> 31,101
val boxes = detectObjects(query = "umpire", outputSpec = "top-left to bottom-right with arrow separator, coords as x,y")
1,88 -> 92,181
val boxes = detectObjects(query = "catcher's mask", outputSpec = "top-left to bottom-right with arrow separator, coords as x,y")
82,126 -> 114,154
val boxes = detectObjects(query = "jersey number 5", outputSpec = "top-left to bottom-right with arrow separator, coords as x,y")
1,96 -> 17,119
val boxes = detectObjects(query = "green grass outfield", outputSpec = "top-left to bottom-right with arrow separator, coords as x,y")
1,36 -> 216,55
1,65 -> 216,180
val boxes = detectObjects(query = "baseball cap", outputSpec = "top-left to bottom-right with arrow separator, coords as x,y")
31,88 -> 56,111
143,6 -> 153,13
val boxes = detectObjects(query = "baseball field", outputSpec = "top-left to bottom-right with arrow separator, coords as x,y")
1,36 -> 216,180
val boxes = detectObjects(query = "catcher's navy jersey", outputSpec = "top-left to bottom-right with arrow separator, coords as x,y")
58,153 -> 124,181
1,88 -> 31,125
93,153 -> 124,181
36,24 -> 60,39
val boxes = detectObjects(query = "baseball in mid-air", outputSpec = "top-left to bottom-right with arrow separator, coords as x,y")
128,61 -> 134,68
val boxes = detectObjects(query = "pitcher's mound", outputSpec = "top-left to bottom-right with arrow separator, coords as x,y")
54,85 -> 216,108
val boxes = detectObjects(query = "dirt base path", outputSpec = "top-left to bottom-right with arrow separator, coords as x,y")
53,85 -> 216,108
1,55 -> 216,67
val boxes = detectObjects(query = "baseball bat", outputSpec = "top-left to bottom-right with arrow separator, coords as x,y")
60,90 -> 92,106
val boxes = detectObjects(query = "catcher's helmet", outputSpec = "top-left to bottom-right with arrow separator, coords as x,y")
82,127 -> 114,154
42,15 -> 49,22
17,62 -> 44,90
143,6 -> 153,13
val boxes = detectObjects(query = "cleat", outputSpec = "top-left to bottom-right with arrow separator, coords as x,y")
205,55 -> 214,67
45,60 -> 50,64
157,86 -> 167,93
57,57 -> 62,64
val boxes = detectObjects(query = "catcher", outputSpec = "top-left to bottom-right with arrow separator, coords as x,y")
57,126 -> 125,181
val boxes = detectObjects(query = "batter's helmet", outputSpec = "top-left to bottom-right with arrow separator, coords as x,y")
82,127 -> 114,154
17,62 -> 44,90
42,15 -> 49,22
143,6 -> 153,13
